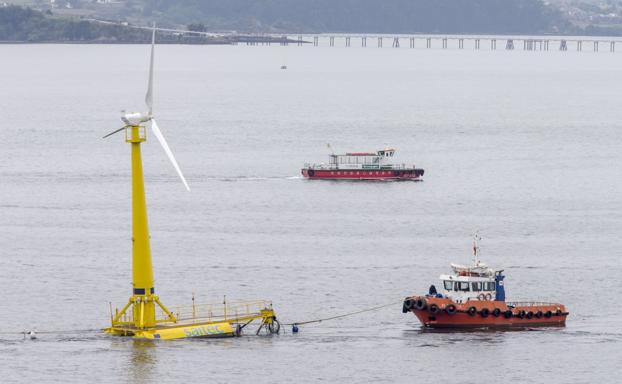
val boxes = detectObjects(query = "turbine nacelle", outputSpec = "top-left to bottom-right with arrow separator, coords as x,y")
122,112 -> 152,126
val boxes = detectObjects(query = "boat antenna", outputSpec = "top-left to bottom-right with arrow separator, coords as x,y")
472,231 -> 481,266
326,143 -> 335,155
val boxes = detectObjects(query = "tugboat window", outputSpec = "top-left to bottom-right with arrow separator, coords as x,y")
459,282 -> 470,291
472,282 -> 482,291
486,282 -> 495,291
444,281 -> 453,290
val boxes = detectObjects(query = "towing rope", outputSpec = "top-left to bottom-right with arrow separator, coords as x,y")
1,301 -> 404,337
283,300 -> 401,327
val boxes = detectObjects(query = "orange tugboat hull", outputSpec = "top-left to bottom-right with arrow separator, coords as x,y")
301,168 -> 424,180
404,296 -> 567,328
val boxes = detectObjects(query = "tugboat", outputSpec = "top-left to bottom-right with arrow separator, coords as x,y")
301,148 -> 424,180
403,236 -> 568,328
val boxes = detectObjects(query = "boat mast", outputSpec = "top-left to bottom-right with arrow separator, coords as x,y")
472,232 -> 481,266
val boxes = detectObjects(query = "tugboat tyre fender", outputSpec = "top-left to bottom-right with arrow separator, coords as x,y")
504,310 -> 513,319
479,308 -> 490,318
307,169 -> 315,177
545,310 -> 553,318
526,311 -> 534,319
518,310 -> 526,319
445,304 -> 457,315
428,304 -> 439,314
467,306 -> 477,316
535,311 -> 543,318
403,299 -> 414,313
492,308 -> 501,317
414,298 -> 427,311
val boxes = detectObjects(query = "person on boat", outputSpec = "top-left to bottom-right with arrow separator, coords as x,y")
428,285 -> 437,295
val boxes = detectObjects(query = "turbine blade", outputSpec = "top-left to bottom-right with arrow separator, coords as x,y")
150,119 -> 190,191
103,126 -> 127,139
145,23 -> 155,116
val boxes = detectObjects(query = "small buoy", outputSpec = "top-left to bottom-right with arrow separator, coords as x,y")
292,324 -> 299,333
280,65 -> 287,70
28,330 -> 37,340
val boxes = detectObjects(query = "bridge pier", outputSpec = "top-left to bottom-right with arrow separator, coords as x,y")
475,39 -> 480,50
330,36 -> 334,47
442,38 -> 447,49
313,36 -> 318,46
506,39 -> 514,50
594,41 -> 598,52
378,37 -> 383,48
362,37 -> 367,47
426,38 -> 431,48
560,40 -> 567,51
459,39 -> 464,49
297,35 -> 302,46
392,37 -> 399,48
577,41 -> 582,51
611,41 -> 615,52
491,39 -> 496,50
410,37 -> 415,48
346,36 -> 351,47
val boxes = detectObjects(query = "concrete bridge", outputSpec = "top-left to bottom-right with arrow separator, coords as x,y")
239,33 -> 621,52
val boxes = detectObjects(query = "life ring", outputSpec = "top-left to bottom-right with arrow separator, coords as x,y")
492,308 -> 501,317
478,293 -> 487,301
555,309 -> 562,316
307,169 -> 315,177
504,310 -> 513,319
428,304 -> 439,314
479,308 -> 490,318
485,293 -> 492,301
467,306 -> 477,316
413,298 -> 427,310
445,304 -> 457,315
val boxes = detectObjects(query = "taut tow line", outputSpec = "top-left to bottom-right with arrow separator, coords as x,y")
284,300 -> 401,333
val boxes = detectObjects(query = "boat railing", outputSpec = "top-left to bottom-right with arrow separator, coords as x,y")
506,301 -> 561,307
304,163 -> 413,170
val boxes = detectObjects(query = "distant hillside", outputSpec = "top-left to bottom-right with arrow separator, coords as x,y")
0,5 -> 149,42
3,0 -> 622,41
129,0 -> 570,34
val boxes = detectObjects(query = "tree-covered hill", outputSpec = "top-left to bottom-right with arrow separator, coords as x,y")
140,0 -> 568,34
0,5 -> 150,42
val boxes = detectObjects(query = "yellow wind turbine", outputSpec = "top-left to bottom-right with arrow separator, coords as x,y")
104,26 -> 278,340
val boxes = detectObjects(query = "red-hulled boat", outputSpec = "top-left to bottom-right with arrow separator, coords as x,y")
301,148 -> 424,180
403,237 -> 568,329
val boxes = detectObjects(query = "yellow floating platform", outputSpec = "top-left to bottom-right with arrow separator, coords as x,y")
105,299 -> 278,340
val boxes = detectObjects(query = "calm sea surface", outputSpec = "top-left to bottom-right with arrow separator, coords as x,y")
0,43 -> 621,383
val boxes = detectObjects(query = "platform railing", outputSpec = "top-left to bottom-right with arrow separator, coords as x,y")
171,300 -> 273,323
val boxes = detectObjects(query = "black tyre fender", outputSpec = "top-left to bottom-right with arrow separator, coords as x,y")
479,308 -> 490,318
504,310 -> 513,319
414,298 -> 427,311
445,304 -> 457,315
492,308 -> 501,317
467,306 -> 477,316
